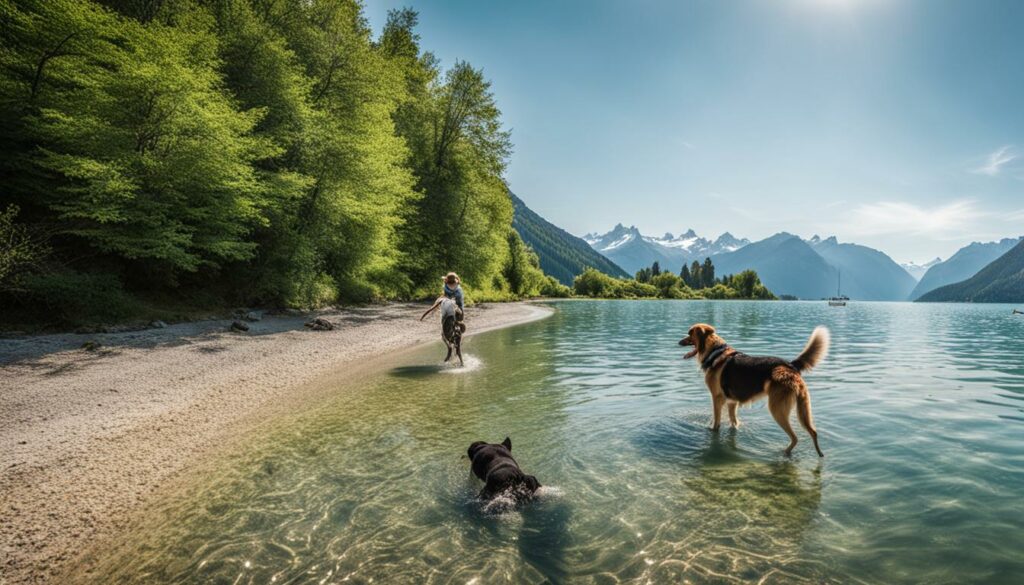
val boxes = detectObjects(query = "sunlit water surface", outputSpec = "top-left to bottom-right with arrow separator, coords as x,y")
80,301 -> 1024,584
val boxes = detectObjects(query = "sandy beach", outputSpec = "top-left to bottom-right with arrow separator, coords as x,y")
0,302 -> 552,585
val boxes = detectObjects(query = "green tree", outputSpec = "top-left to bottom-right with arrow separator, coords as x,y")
394,50 -> 514,297
690,260 -> 703,289
680,262 -> 691,286
651,271 -> 684,298
726,269 -> 775,299
1,0 -> 281,279
503,230 -> 544,297
0,0 -> 555,326
702,257 -> 715,288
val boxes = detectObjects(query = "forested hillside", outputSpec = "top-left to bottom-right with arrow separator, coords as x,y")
909,237 -> 1022,300
511,194 -> 628,284
0,0 -> 550,326
917,240 -> 1024,303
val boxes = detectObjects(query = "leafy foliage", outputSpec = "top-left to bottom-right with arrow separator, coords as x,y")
575,262 -> 776,300
0,204 -> 48,292
0,1 -> 548,325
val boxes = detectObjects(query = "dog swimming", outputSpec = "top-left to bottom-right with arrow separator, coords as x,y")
466,437 -> 541,504
680,323 -> 830,457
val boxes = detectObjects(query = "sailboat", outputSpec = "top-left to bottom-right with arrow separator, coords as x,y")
828,270 -> 849,307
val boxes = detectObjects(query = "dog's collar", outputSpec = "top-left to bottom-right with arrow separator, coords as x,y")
701,344 -> 731,370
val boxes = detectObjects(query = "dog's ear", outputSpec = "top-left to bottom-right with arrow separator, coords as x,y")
692,324 -> 716,345
501,436 -> 512,451
523,474 -> 541,492
467,441 -> 485,459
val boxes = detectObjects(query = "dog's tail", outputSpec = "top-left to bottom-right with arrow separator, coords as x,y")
791,326 -> 830,372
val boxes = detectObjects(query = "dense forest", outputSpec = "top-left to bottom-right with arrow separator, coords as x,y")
0,0 -> 778,329
574,259 -> 776,300
0,0 -> 554,326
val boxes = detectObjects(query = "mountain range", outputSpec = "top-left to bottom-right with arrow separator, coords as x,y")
918,239 -> 1024,303
709,233 -> 838,299
908,237 -> 1023,300
511,195 -> 1021,302
583,225 -> 918,300
807,235 -> 918,301
511,194 -> 629,284
582,224 -> 749,274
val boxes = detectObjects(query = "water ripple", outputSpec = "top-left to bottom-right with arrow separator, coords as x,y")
79,301 -> 1024,584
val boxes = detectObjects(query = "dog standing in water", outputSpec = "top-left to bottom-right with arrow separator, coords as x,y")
421,296 -> 464,365
680,324 -> 829,456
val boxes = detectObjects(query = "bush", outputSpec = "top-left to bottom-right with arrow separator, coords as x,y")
698,283 -> 738,300
19,271 -> 141,326
574,268 -> 625,297
0,204 -> 48,294
650,272 -> 684,298
721,270 -> 776,300
539,275 -> 572,298
620,279 -> 658,298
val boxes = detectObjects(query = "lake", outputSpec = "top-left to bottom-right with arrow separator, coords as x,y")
78,300 -> 1024,584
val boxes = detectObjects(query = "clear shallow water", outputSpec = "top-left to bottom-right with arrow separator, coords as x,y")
81,301 -> 1024,584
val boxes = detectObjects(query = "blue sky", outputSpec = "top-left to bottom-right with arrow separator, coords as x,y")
364,0 -> 1024,263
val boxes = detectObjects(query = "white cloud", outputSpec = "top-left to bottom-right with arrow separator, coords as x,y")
972,146 -> 1017,176
848,200 -> 985,237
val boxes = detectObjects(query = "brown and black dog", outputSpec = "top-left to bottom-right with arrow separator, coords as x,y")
680,324 -> 829,457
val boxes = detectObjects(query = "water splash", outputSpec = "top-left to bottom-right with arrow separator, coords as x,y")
440,353 -> 482,373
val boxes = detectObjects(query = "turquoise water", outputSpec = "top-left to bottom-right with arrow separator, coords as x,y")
80,301 -> 1024,584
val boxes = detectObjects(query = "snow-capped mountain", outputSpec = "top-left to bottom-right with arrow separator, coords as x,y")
583,226 -> 930,300
899,258 -> 942,282
582,224 -> 750,273
649,230 -> 749,254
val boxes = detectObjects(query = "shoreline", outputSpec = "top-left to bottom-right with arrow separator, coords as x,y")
0,302 -> 553,585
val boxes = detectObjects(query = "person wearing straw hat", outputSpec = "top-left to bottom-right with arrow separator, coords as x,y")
420,272 -> 466,333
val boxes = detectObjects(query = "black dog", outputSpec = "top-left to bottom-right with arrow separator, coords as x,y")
466,437 -> 541,501
442,309 -> 464,366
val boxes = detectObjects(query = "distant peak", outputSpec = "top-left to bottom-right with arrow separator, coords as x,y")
662,232 -> 674,241
605,223 -> 639,237
681,228 -> 698,239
